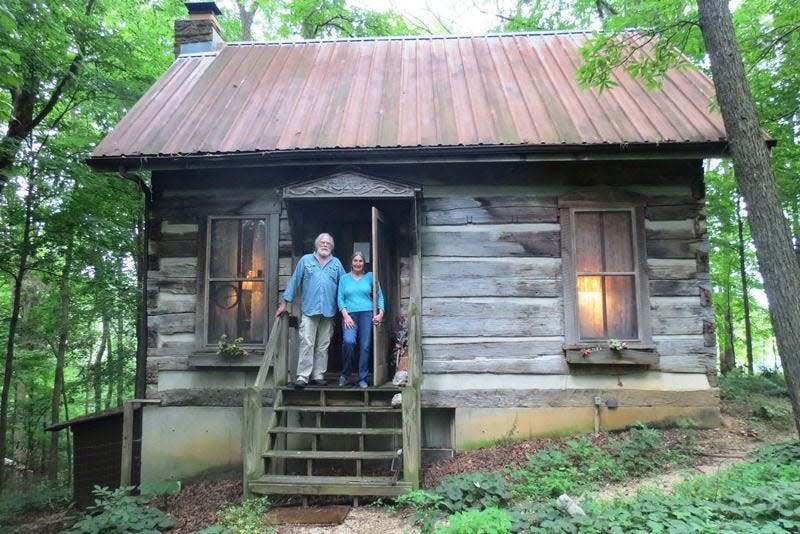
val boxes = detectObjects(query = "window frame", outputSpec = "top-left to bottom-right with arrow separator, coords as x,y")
559,191 -> 653,349
198,214 -> 279,349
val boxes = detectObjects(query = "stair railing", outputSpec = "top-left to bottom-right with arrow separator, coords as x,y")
401,302 -> 422,488
243,314 -> 288,497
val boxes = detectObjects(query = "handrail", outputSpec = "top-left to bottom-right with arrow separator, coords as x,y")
254,314 -> 285,388
407,303 -> 421,388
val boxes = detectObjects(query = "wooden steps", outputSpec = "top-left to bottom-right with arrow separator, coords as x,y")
249,475 -> 411,496
247,384 -> 407,498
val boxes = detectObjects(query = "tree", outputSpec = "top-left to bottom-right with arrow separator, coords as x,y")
696,0 -> 800,434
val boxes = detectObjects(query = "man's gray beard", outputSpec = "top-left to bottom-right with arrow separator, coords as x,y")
317,249 -> 331,257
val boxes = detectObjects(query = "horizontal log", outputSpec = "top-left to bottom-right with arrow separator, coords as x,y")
422,338 -> 564,360
148,258 -> 197,278
161,222 -> 198,235
422,224 -> 560,257
423,356 -> 567,374
646,259 -> 697,280
646,220 -> 697,240
421,388 -> 718,408
188,352 -> 266,368
422,257 -> 562,297
149,313 -> 195,335
647,238 -> 706,259
153,239 -> 197,258
422,297 -> 562,337
152,279 -> 197,295
646,204 -> 702,221
649,279 -> 700,297
421,196 -> 557,225
146,355 -> 190,371
159,388 -> 273,407
149,296 -> 196,315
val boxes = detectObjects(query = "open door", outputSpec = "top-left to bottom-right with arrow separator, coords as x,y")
372,207 -> 390,385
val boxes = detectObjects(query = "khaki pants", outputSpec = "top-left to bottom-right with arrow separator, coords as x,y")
296,314 -> 334,382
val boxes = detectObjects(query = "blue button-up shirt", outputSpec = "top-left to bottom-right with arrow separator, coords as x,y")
283,253 -> 345,318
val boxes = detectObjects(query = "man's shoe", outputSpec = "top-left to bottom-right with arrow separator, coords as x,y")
311,379 -> 327,386
294,378 -> 307,389
338,376 -> 348,387
357,380 -> 368,389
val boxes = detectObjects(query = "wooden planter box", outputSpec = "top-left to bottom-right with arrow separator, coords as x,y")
565,347 -> 658,365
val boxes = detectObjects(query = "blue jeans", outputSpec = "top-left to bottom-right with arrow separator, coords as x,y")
341,311 -> 373,383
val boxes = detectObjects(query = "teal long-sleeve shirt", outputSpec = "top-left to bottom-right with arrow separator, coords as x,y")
337,272 -> 385,314
282,253 -> 345,317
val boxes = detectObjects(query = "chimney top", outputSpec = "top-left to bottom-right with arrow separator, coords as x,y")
185,1 -> 222,17
175,1 -> 224,56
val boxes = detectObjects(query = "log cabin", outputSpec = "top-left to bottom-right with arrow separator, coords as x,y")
87,1 -> 725,497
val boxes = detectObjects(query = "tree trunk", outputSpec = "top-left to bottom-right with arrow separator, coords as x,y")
721,276 -> 737,374
0,185 -> 34,494
735,193 -> 754,374
94,313 -> 109,412
697,0 -> 800,436
49,233 -> 74,483
116,312 -> 124,406
236,1 -> 259,41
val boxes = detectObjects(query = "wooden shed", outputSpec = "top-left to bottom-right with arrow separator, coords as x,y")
46,407 -> 142,507
87,1 -> 725,497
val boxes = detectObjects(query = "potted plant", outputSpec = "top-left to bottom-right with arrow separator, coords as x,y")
216,334 -> 248,358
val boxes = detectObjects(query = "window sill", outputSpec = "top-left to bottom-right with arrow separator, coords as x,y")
189,350 -> 265,368
564,346 -> 658,365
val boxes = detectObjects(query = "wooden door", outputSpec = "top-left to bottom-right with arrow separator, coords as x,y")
372,207 -> 390,385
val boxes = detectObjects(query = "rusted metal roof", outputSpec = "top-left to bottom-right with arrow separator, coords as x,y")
90,32 -> 727,167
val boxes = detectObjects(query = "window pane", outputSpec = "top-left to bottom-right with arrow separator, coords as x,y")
208,281 -> 265,343
574,212 -> 603,272
210,220 -> 238,277
240,220 -> 266,279
605,275 -> 637,339
603,212 -> 634,272
577,275 -> 605,339
208,282 -> 239,342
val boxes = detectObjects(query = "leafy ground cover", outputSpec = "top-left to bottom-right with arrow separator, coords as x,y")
2,373 -> 796,533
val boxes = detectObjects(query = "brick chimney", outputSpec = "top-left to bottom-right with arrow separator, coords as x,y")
174,1 -> 224,56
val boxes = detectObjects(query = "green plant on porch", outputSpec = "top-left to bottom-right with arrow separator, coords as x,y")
216,334 -> 248,358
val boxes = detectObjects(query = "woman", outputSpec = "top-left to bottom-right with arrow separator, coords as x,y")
337,251 -> 385,388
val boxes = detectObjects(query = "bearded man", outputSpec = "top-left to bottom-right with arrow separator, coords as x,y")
276,233 -> 345,388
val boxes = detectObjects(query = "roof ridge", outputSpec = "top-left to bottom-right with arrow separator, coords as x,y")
225,30 -> 593,47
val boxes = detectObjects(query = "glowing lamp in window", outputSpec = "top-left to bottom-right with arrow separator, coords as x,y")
242,270 -> 259,290
577,275 -> 604,339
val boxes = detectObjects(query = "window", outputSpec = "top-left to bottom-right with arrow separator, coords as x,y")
560,193 -> 651,347
205,217 -> 267,345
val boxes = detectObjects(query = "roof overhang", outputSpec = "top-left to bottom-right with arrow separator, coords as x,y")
87,142 -> 732,173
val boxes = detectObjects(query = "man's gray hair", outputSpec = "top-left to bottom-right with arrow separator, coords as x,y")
314,233 -> 334,250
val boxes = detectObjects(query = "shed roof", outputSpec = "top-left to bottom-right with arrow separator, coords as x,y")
90,31 -> 728,169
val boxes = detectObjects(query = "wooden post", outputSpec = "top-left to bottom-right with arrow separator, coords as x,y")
402,385 -> 421,489
242,387 -> 264,498
120,401 -> 134,487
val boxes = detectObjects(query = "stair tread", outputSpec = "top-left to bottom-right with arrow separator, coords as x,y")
248,476 -> 411,496
255,475 -> 402,484
278,385 -> 401,392
263,450 -> 399,460
269,426 -> 401,435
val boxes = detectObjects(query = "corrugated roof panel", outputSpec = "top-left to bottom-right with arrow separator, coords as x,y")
91,32 -> 728,161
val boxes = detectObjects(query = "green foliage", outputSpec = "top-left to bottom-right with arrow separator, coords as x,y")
216,334 -> 249,358
67,485 -> 176,534
0,480 -> 70,524
510,426 -> 691,499
433,472 -> 514,514
199,496 -> 272,534
434,506 -> 513,534
721,370 -> 789,400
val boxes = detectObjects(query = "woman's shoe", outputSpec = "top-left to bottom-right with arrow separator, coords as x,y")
357,380 -> 368,389
338,376 -> 348,387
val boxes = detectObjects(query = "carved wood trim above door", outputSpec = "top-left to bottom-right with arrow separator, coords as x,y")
282,171 -> 419,198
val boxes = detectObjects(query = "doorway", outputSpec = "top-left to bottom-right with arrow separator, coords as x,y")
284,197 -> 412,384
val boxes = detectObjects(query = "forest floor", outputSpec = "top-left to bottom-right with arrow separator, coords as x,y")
165,396 -> 796,533
7,396 -> 797,533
